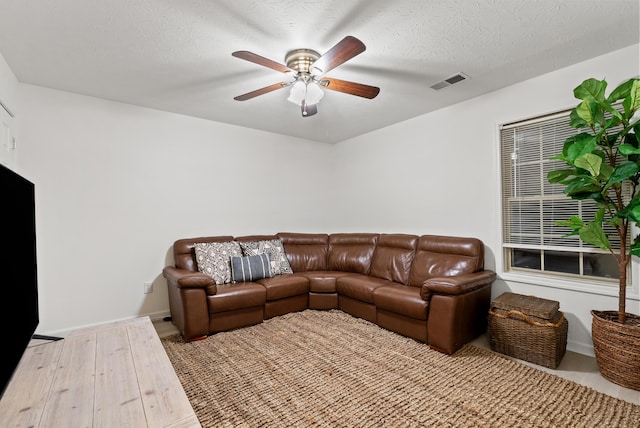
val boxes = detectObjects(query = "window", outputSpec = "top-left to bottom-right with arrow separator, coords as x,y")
500,110 -> 625,283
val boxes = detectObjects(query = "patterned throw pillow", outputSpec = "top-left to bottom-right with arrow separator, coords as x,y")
239,239 -> 293,275
194,241 -> 243,285
230,253 -> 273,283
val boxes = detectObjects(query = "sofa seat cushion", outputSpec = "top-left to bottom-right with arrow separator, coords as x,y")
297,271 -> 352,293
336,274 -> 394,304
257,274 -> 310,301
207,282 -> 266,314
374,284 -> 428,320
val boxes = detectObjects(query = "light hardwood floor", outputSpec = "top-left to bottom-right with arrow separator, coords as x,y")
1,317 -> 200,428
153,316 -> 640,406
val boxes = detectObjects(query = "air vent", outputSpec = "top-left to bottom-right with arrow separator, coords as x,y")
430,72 -> 470,90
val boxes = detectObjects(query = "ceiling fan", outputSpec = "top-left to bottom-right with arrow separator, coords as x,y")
232,36 -> 380,117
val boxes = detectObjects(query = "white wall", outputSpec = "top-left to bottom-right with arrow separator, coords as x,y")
0,51 -> 18,114
16,84 -> 334,335
8,44 -> 640,355
332,44 -> 640,355
0,53 -> 18,169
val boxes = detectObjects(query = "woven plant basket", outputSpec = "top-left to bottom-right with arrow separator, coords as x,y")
591,310 -> 640,391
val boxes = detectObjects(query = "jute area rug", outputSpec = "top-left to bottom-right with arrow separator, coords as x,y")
161,310 -> 640,427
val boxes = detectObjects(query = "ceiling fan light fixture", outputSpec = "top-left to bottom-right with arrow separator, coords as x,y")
287,80 -> 306,104
287,79 -> 324,107
305,81 -> 324,104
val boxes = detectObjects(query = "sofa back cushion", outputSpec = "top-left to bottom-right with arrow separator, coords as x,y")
408,235 -> 485,286
369,234 -> 418,284
234,234 -> 279,243
328,233 -> 379,274
173,236 -> 235,272
277,232 -> 329,272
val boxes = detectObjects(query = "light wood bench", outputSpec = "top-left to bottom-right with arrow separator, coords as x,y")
0,316 -> 200,427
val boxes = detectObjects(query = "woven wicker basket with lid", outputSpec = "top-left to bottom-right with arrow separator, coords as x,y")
488,292 -> 568,369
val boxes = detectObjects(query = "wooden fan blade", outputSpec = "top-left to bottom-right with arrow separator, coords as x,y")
234,82 -> 288,101
319,78 -> 380,99
310,36 -> 366,75
232,51 -> 296,74
301,101 -> 318,117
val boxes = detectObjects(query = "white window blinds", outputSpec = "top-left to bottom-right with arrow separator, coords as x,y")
500,110 -> 624,281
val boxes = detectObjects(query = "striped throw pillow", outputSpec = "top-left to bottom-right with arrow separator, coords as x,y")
230,253 -> 273,283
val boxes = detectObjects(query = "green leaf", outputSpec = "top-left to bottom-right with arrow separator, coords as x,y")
569,192 -> 604,201
607,78 -> 635,103
563,176 -> 600,196
619,204 -> 640,223
574,153 -> 602,177
574,78 -> 607,102
579,221 -> 611,251
619,143 -> 640,156
569,108 -> 588,128
555,216 -> 584,231
616,198 -> 640,222
599,163 -> 614,181
550,153 -> 568,162
633,124 -> 640,145
608,217 -> 623,228
547,169 -> 574,183
603,111 -> 623,129
628,79 -> 640,115
575,100 -> 597,126
606,161 -> 639,185
631,239 -> 640,257
629,206 -> 640,223
564,133 -> 596,162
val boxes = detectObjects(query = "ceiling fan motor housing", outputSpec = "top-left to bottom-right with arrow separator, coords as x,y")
285,49 -> 321,74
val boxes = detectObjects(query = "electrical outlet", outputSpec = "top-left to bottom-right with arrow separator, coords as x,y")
144,282 -> 153,294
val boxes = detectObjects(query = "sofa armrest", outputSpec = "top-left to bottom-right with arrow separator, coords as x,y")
420,270 -> 496,301
162,266 -> 217,295
421,270 -> 496,355
162,266 -> 214,341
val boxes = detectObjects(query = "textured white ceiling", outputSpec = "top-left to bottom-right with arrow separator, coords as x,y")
0,0 -> 638,143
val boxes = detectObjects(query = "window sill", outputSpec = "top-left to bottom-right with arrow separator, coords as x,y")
499,271 -> 640,301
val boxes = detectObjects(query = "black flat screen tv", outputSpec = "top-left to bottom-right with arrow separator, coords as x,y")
0,163 -> 39,400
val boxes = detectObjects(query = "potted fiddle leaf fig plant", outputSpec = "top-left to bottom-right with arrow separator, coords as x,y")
547,76 -> 640,391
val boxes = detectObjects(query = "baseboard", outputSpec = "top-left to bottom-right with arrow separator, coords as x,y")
35,311 -> 172,338
567,339 -> 595,357
144,310 -> 172,323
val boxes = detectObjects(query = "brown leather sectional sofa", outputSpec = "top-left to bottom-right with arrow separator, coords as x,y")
162,232 -> 496,354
